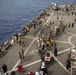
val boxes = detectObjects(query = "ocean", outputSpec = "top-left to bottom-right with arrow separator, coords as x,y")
0,0 -> 76,46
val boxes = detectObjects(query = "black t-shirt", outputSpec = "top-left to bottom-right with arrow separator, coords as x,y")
2,65 -> 7,71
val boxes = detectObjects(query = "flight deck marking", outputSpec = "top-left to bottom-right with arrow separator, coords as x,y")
8,59 -> 41,72
9,31 -> 75,73
58,46 -> 75,55
46,12 -> 54,23
56,40 -> 69,43
7,46 -> 74,73
49,51 -> 69,73
11,28 -> 43,71
65,30 -> 76,37
24,36 -> 34,39
66,30 -> 76,46
68,36 -> 74,46
9,48 -> 70,73
24,36 -> 42,40
9,35 -> 75,73
56,35 -> 75,47
10,12 -> 54,73
5,7 -> 76,74
31,49 -> 38,55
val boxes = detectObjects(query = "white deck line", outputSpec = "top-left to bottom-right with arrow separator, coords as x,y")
58,46 -> 75,55
9,12 -> 54,73
49,52 -> 69,73
46,12 -> 54,23
7,46 -> 75,73
68,36 -> 74,46
24,36 -> 34,39
65,30 -> 76,37
11,28 -> 43,71
8,59 -> 41,72
56,40 -> 69,43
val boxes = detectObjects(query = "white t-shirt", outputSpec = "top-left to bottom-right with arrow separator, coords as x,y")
41,61 -> 45,69
35,71 -> 40,75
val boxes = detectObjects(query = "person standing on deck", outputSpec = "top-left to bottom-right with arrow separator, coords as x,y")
68,22 -> 71,28
36,35 -> 40,47
54,42 -> 57,48
2,64 -> 8,75
43,21 -> 46,27
40,60 -> 48,75
40,35 -> 43,48
54,47 -> 58,56
57,16 -> 59,21
71,22 -> 74,28
41,34 -> 45,41
15,34 -> 18,42
50,38 -> 54,46
19,52 -> 23,63
21,49 -> 25,61
41,41 -> 46,50
48,34 -> 51,41
21,37 -> 25,47
66,59 -> 71,70
33,21 -> 36,29
18,37 -> 21,45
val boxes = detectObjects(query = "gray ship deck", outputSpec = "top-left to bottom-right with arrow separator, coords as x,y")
0,4 -> 76,75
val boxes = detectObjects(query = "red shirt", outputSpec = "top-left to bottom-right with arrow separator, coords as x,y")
18,66 -> 24,73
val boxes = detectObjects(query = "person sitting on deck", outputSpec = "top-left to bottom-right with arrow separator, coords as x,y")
35,70 -> 40,75
45,52 -> 54,64
18,65 -> 24,73
28,72 -> 35,75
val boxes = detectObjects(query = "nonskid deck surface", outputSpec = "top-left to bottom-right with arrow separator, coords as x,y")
0,4 -> 76,75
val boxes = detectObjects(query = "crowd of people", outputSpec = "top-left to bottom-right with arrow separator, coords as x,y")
0,4 -> 76,75
0,6 -> 51,75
